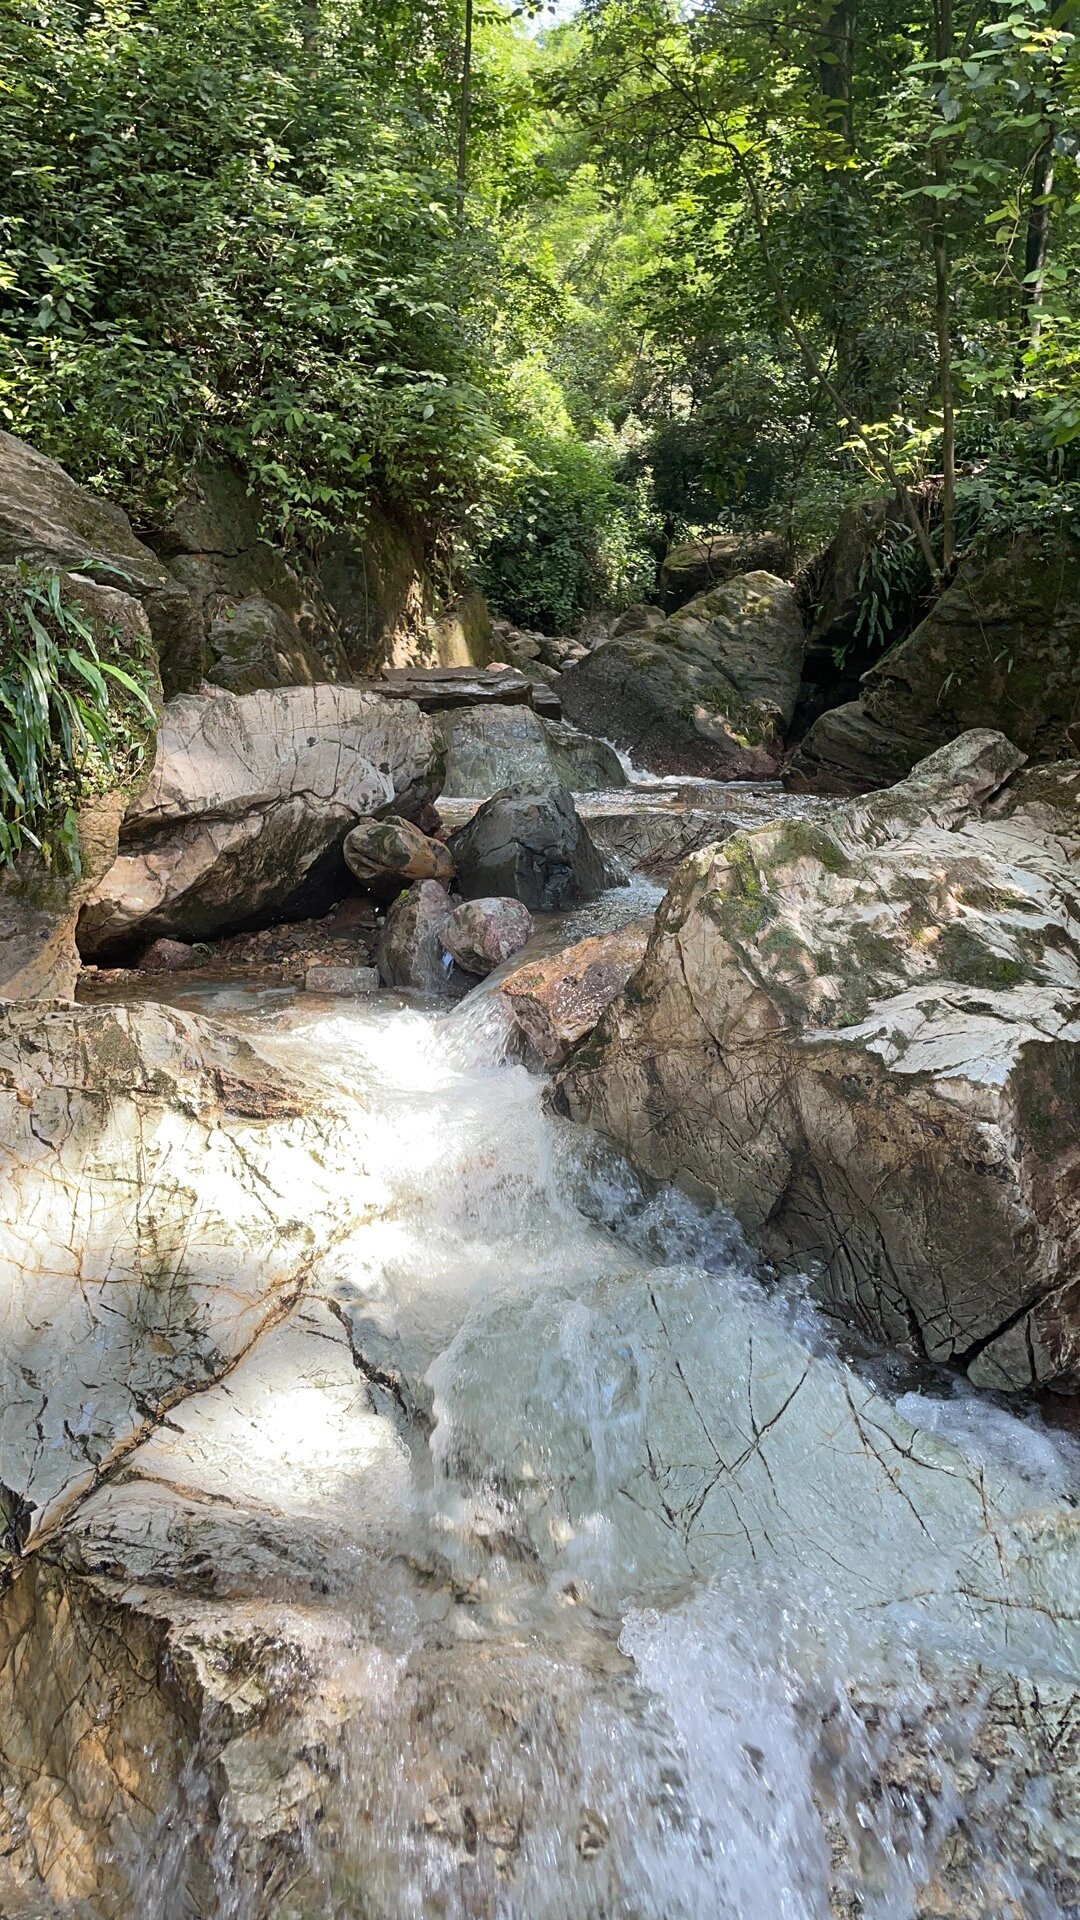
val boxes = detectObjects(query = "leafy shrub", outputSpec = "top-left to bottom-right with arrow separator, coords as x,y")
478,434 -> 661,632
0,570 -> 157,875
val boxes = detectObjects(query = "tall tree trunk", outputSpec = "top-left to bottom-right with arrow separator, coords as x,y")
456,0 -> 474,220
931,0 -> 956,571
818,0 -> 856,152
1023,128 -> 1055,351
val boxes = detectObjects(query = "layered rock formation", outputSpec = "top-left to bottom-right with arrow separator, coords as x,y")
561,731 -> 1080,1391
792,531 -> 1080,792
560,572 -> 806,777
79,684 -> 442,952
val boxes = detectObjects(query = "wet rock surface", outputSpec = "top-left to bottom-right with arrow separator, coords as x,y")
375,878 -> 454,990
0,993 -> 1076,1919
560,572 -> 806,777
450,783 -> 621,911
562,731 -> 1080,1391
79,684 -> 442,952
494,919 -> 651,1068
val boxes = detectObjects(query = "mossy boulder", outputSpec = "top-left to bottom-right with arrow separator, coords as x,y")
560,571 -> 806,777
792,531 -> 1080,791
560,731 -> 1080,1392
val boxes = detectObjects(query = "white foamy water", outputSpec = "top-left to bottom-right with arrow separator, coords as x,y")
113,982 -> 1076,1920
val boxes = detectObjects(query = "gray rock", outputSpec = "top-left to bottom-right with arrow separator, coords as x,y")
560,572 -> 806,777
561,731 -> 1080,1391
450,784 -> 621,911
375,879 -> 453,990
137,937 -> 196,973
791,531 -> 1080,792
609,603 -> 666,639
438,704 -> 626,798
79,685 -> 442,952
439,897 -> 533,976
0,430 -> 201,694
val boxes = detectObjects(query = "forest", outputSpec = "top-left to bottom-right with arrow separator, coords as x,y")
4,0 -> 1077,636
0,5 -> 1079,1919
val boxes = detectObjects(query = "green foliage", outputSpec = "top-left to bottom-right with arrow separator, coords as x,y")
478,431 -> 661,630
0,569 -> 156,875
0,0 -> 519,542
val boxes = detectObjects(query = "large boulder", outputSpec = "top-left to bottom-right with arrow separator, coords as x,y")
659,531 -> 791,609
150,463 -> 346,694
0,430 -> 202,695
791,531 -> 1080,792
0,1000 -> 365,1559
79,685 -> 442,953
561,731 -> 1080,1392
560,572 -> 806,777
343,814 -> 454,898
449,784 -> 620,912
438,704 -> 626,798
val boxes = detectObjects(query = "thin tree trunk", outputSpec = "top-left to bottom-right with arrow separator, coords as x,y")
932,0 -> 956,570
456,0 -> 474,220
1023,129 -> 1055,350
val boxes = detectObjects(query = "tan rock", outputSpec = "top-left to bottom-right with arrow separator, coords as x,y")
499,920 -> 651,1068
343,813 -> 454,897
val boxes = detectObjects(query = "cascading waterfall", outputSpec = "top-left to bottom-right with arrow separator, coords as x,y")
109,979 -> 1079,1920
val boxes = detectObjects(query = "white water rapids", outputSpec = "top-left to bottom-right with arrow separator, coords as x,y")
111,966 -> 1080,1920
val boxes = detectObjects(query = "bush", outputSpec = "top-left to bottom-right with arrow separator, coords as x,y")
0,569 -> 156,874
478,434 -> 661,632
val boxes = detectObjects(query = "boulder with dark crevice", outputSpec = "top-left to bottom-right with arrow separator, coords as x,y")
561,730 -> 1080,1392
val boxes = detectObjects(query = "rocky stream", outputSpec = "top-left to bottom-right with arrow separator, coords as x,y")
0,437 -> 1078,1918
0,748 -> 1078,1919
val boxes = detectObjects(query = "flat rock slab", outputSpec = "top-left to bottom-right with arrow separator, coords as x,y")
353,666 -> 550,712
303,965 -> 379,996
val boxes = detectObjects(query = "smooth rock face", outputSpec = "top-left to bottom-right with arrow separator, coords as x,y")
343,813 -> 455,898
496,920 -> 651,1068
0,1001 -> 365,1557
79,685 -> 442,952
0,429 -> 202,695
561,731 -> 1080,1391
450,784 -> 620,912
560,572 -> 806,777
375,879 -> 453,990
659,531 -> 791,609
438,704 -> 625,798
439,897 -> 532,976
792,531 -> 1080,791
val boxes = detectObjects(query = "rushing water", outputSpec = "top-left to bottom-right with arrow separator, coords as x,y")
95,962 -> 1080,1920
